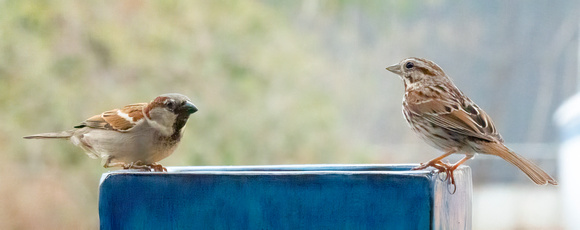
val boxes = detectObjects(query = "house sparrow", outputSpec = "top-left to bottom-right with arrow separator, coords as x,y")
386,57 -> 557,186
24,93 -> 198,172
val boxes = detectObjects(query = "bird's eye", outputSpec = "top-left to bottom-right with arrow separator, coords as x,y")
165,100 -> 175,109
405,62 -> 414,69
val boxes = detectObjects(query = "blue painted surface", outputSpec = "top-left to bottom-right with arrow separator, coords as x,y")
99,164 -> 472,230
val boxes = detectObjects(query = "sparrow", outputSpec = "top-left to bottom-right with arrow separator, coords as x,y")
24,93 -> 198,172
386,57 -> 557,186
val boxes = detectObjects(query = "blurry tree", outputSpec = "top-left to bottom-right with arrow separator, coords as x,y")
0,1 -> 370,229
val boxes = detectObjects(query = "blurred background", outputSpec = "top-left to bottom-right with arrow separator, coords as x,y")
1,0 -> 578,229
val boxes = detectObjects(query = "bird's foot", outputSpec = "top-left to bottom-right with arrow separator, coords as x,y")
123,161 -> 149,170
148,163 -> 167,172
433,160 -> 453,173
413,160 -> 451,171
413,160 -> 457,193
445,163 -> 462,189
435,161 -> 459,194
122,161 -> 166,172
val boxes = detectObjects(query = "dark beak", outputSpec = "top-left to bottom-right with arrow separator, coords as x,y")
182,101 -> 198,114
386,63 -> 402,75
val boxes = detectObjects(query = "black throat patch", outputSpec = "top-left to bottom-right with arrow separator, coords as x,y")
170,113 -> 191,141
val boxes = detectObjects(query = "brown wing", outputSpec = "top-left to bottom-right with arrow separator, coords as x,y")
75,103 -> 147,131
405,86 -> 503,143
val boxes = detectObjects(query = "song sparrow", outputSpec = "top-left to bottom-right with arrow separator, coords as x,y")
386,57 -> 557,186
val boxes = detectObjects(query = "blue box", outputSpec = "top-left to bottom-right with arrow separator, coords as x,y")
99,164 -> 471,230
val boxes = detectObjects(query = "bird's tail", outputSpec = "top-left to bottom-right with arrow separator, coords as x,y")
483,142 -> 557,185
23,131 -> 74,139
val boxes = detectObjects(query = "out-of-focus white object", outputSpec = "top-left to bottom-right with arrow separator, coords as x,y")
554,93 -> 580,230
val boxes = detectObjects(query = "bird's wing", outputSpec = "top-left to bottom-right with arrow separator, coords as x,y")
75,103 -> 147,131
405,88 -> 503,143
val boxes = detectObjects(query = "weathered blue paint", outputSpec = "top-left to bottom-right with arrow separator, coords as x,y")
99,164 -> 471,230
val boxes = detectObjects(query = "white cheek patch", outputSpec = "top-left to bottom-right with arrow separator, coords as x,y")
145,107 -> 177,136
147,120 -> 173,136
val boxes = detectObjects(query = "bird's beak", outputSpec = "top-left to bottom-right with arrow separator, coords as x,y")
386,63 -> 402,75
183,101 -> 198,114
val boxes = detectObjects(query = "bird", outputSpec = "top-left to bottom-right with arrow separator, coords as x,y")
386,57 -> 557,186
24,93 -> 198,172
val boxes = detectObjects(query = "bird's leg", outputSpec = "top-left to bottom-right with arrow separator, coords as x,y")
148,163 -> 167,172
412,148 -> 458,170
445,155 -> 474,186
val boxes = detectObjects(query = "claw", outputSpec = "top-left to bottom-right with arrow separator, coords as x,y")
411,162 -> 435,170
412,164 -> 428,170
412,159 -> 459,192
412,150 -> 473,194
148,163 -> 167,172
431,161 -> 450,181
123,161 -> 151,170
120,161 -> 167,172
432,161 -> 451,172
413,160 -> 449,172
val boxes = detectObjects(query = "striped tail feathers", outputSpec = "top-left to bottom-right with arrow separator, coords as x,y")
23,130 -> 74,139
483,142 -> 557,185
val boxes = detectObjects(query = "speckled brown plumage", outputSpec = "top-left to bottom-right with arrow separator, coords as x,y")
387,57 -> 556,186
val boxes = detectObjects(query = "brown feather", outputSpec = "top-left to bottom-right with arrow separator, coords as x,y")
481,142 -> 557,185
77,103 -> 147,131
388,57 -> 557,186
405,85 -> 501,142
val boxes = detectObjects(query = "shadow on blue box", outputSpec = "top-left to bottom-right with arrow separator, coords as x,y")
99,164 -> 472,230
